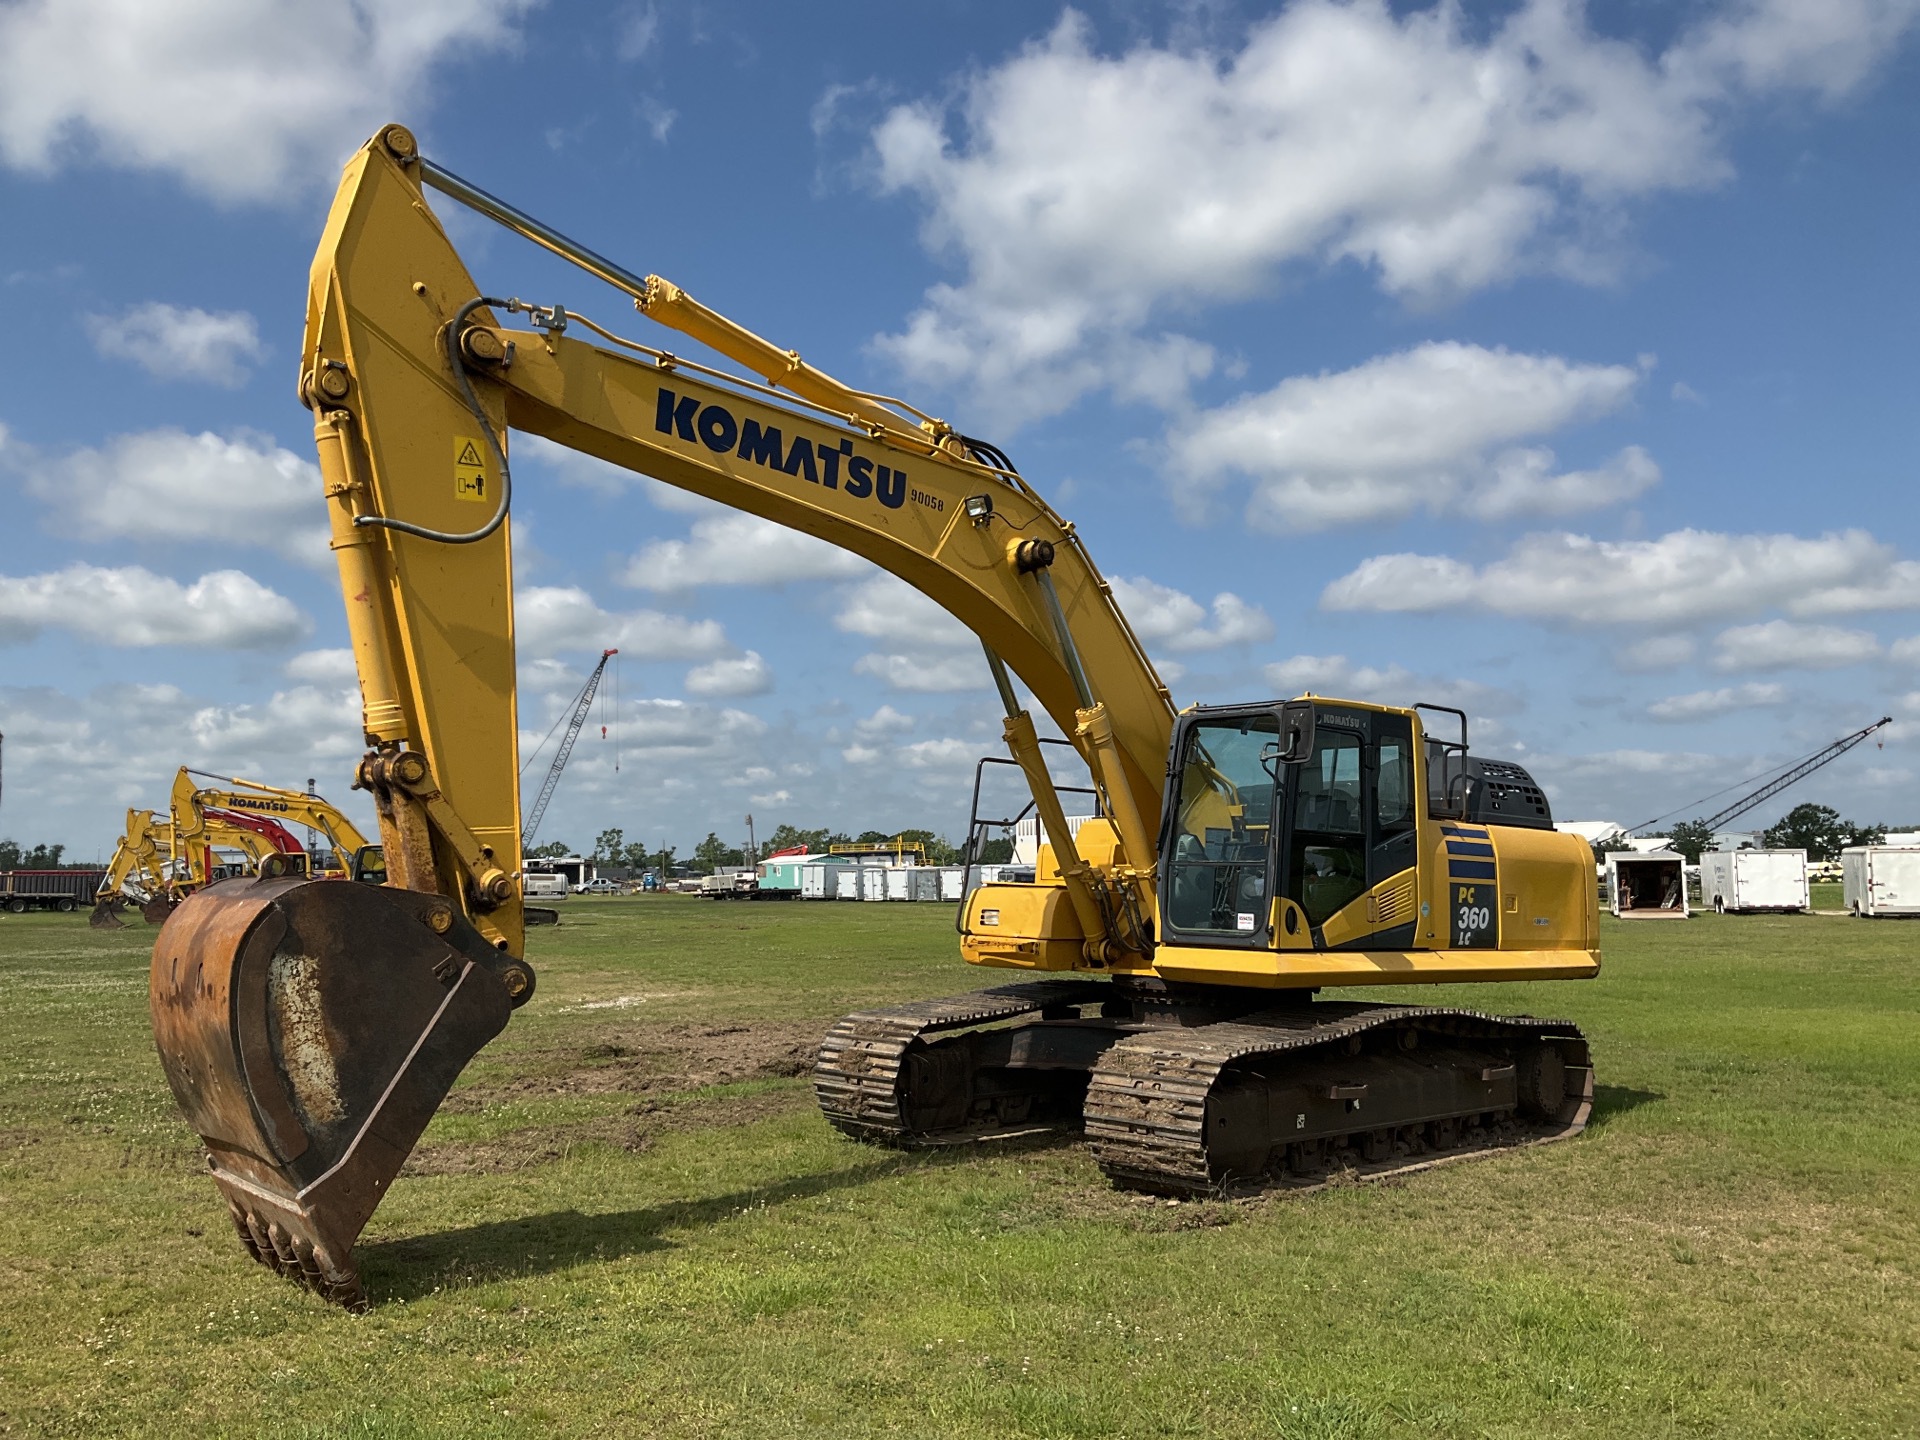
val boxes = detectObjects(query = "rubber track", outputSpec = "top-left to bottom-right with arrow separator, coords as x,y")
1083,1003 -> 1592,1194
813,979 -> 1111,1145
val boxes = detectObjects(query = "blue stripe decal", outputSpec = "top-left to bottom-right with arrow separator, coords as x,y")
1439,826 -> 1489,839
1448,861 -> 1498,880
1445,841 -> 1495,857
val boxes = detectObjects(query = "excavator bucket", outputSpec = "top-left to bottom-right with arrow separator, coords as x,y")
150,874 -> 520,1309
89,897 -> 127,930
141,896 -> 175,925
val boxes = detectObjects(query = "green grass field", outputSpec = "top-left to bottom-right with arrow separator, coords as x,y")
2,897 -> 1916,1438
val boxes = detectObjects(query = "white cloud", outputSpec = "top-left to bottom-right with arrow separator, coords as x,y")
616,3 -> 658,60
0,0 -> 536,202
833,572 -> 986,691
0,563 -> 307,649
1107,577 -> 1273,651
514,585 -> 730,661
607,697 -> 768,754
1262,654 -> 1520,717
1890,636 -> 1920,666
1616,634 -> 1698,672
1166,343 -> 1653,530
1323,528 -> 1916,627
1647,683 -> 1787,722
867,2 -> 1919,424
623,513 -> 870,590
0,678 -> 374,856
1711,620 -> 1880,672
851,652 -> 985,693
853,704 -> 916,738
897,737 -> 976,770
85,302 -> 263,387
684,650 -> 773,699
834,574 -> 975,651
5,425 -> 329,565
284,648 -> 358,685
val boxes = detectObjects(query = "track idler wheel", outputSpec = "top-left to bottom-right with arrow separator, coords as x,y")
149,876 -> 530,1310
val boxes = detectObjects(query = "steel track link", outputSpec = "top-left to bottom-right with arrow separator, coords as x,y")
1083,1004 -> 1593,1194
813,979 -> 1112,1145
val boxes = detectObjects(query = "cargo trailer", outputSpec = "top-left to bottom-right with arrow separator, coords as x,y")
1606,850 -> 1689,919
859,867 -> 888,902
1,869 -> 109,914
1700,849 -> 1808,914
835,868 -> 862,900
1842,846 -> 1920,916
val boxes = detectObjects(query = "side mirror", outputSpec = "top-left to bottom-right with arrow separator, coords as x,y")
1277,699 -> 1317,765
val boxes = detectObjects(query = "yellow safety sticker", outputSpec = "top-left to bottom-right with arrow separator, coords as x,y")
454,437 -> 488,502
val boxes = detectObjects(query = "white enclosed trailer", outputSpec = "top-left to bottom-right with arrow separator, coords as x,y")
860,867 -> 889,902
1842,846 -> 1920,916
938,867 -> 965,902
834,868 -> 862,900
1700,849 -> 1808,914
1606,850 -> 1690,919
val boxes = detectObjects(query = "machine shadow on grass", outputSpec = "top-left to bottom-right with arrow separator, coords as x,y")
357,1138 -> 1061,1302
1588,1084 -> 1663,1128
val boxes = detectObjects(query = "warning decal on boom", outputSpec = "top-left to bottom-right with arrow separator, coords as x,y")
454,438 -> 487,501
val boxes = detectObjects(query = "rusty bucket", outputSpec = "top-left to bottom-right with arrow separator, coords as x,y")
150,876 -> 525,1309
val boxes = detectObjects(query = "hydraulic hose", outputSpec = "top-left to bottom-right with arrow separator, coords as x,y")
353,296 -> 512,545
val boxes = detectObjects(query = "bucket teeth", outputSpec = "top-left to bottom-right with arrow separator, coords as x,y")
227,1200 -> 263,1263
221,1199 -> 368,1311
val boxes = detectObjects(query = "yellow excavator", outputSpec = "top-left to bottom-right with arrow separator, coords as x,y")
150,126 -> 1599,1310
93,806 -> 297,926
95,771 -> 378,926
166,768 -> 375,884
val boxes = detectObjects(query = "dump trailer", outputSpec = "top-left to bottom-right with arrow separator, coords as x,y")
3,869 -> 108,914
148,126 -> 1599,1311
1700,849 -> 1807,914
1842,846 -> 1920,916
1607,851 -> 1689,919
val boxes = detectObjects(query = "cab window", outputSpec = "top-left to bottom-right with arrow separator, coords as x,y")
1164,714 -> 1278,937
1290,728 -> 1366,925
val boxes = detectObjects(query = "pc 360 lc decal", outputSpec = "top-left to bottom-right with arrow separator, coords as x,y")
656,386 -> 912,510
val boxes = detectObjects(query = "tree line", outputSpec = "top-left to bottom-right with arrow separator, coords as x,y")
0,840 -> 92,871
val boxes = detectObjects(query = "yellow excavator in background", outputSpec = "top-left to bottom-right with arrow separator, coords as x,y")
167,768 -> 375,883
92,809 -> 177,925
93,772 -> 378,926
150,126 -> 1599,1310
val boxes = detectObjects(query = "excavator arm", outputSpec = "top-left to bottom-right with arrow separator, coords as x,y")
171,769 -> 375,878
149,124 -> 1174,1308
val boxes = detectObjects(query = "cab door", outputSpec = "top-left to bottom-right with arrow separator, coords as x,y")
1279,710 -> 1419,949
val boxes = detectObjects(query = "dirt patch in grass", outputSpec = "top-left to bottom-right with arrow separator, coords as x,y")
404,1087 -> 812,1176
407,1019 -> 825,1176
443,1019 -> 824,1111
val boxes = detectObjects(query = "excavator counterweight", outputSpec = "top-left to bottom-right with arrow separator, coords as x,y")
152,125 -> 1600,1308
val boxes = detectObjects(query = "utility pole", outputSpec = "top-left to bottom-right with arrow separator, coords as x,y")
745,813 -> 757,866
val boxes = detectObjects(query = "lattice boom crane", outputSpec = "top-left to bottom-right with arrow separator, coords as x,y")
521,648 -> 617,848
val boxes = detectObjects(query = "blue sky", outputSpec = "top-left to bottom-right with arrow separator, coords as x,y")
2,0 -> 1918,861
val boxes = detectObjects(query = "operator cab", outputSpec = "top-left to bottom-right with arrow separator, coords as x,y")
1158,697 -> 1551,952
